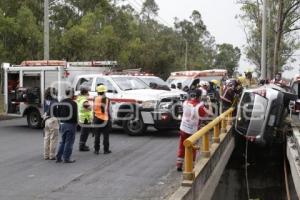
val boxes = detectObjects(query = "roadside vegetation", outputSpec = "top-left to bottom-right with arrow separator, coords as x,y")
0,0 -> 241,78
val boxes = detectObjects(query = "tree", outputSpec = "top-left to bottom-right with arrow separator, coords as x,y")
214,44 -> 241,76
272,0 -> 300,75
174,11 -> 216,70
238,0 -> 300,78
0,1 -> 236,79
141,0 -> 159,20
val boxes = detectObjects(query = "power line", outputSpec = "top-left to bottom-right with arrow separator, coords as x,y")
125,0 -> 172,27
134,0 -> 173,27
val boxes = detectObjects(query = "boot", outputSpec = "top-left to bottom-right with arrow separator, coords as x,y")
79,145 -> 90,152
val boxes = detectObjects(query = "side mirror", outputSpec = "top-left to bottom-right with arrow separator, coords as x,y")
289,100 -> 295,110
108,89 -> 118,94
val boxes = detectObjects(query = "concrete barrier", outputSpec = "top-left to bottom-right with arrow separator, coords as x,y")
169,128 -> 235,200
287,125 -> 300,198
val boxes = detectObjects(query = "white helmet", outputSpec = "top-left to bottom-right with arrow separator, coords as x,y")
203,81 -> 209,87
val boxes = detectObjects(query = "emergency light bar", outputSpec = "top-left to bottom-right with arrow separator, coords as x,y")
170,69 -> 227,77
20,60 -> 66,66
68,61 -> 117,67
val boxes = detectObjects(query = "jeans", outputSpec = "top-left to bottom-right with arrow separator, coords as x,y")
56,123 -> 76,161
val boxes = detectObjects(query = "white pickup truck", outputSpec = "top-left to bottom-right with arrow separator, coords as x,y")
73,74 -> 184,135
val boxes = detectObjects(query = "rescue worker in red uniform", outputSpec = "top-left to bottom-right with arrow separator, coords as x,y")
93,85 -> 112,155
176,89 -> 212,172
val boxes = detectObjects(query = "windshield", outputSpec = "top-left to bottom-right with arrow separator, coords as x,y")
166,77 -> 192,88
139,77 -> 168,86
112,77 -> 149,91
236,92 -> 255,134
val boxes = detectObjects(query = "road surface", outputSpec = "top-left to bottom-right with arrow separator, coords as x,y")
0,118 -> 181,200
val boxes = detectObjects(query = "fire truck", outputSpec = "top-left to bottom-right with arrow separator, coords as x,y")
2,60 -> 116,128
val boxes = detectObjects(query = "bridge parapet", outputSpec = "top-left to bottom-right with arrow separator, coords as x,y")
170,108 -> 235,200
287,116 -> 300,198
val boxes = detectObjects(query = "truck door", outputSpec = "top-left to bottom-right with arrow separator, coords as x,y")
6,71 -> 19,114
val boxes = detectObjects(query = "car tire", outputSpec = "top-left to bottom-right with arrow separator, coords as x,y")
123,113 -> 146,136
27,109 -> 42,129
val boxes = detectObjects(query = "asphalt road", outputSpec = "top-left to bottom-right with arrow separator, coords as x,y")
0,118 -> 181,200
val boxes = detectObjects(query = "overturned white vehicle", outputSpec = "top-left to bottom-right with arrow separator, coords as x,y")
235,84 -> 296,145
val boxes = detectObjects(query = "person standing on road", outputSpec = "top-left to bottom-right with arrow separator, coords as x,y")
77,86 -> 93,152
93,85 -> 112,155
56,88 -> 78,163
43,87 -> 59,160
176,89 -> 211,172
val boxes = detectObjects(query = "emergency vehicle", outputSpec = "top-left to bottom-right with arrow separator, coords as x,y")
2,60 -> 116,128
235,84 -> 296,145
166,69 -> 228,90
73,74 -> 184,135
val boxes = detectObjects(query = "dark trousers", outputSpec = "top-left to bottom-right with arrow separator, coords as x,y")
222,102 -> 232,112
93,117 -> 111,152
56,123 -> 76,161
79,125 -> 93,147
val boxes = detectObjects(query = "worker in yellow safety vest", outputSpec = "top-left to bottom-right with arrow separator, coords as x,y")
93,85 -> 112,155
77,86 -> 93,152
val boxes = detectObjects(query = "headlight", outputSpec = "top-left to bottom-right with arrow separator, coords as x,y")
159,102 -> 173,110
141,100 -> 157,109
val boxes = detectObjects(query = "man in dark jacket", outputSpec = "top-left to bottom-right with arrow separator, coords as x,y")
56,88 -> 78,163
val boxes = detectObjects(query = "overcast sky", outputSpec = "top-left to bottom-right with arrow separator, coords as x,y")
124,0 -> 300,79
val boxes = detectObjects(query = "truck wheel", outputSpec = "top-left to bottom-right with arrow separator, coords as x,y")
123,113 -> 146,136
27,109 -> 42,129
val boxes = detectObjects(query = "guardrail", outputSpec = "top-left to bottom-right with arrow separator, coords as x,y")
182,107 -> 235,182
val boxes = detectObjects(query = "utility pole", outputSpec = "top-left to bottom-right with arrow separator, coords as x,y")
266,0 -> 272,79
44,0 -> 49,60
261,0 -> 267,79
185,39 -> 188,70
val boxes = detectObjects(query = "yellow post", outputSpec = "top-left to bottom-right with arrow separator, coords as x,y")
213,123 -> 220,143
202,133 -> 210,157
221,118 -> 226,134
183,145 -> 194,181
227,111 -> 232,126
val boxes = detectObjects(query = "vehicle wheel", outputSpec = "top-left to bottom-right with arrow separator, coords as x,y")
123,113 -> 147,136
27,109 -> 42,129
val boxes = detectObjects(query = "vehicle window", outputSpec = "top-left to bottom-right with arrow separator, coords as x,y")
167,77 -> 192,88
76,77 -> 93,91
96,78 -> 117,93
236,92 -> 255,133
112,77 -> 149,90
292,82 -> 300,98
191,79 -> 199,87
140,77 -> 167,86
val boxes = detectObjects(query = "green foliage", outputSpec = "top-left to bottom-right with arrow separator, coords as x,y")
0,0 -> 240,78
238,0 -> 300,75
214,44 -> 241,76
